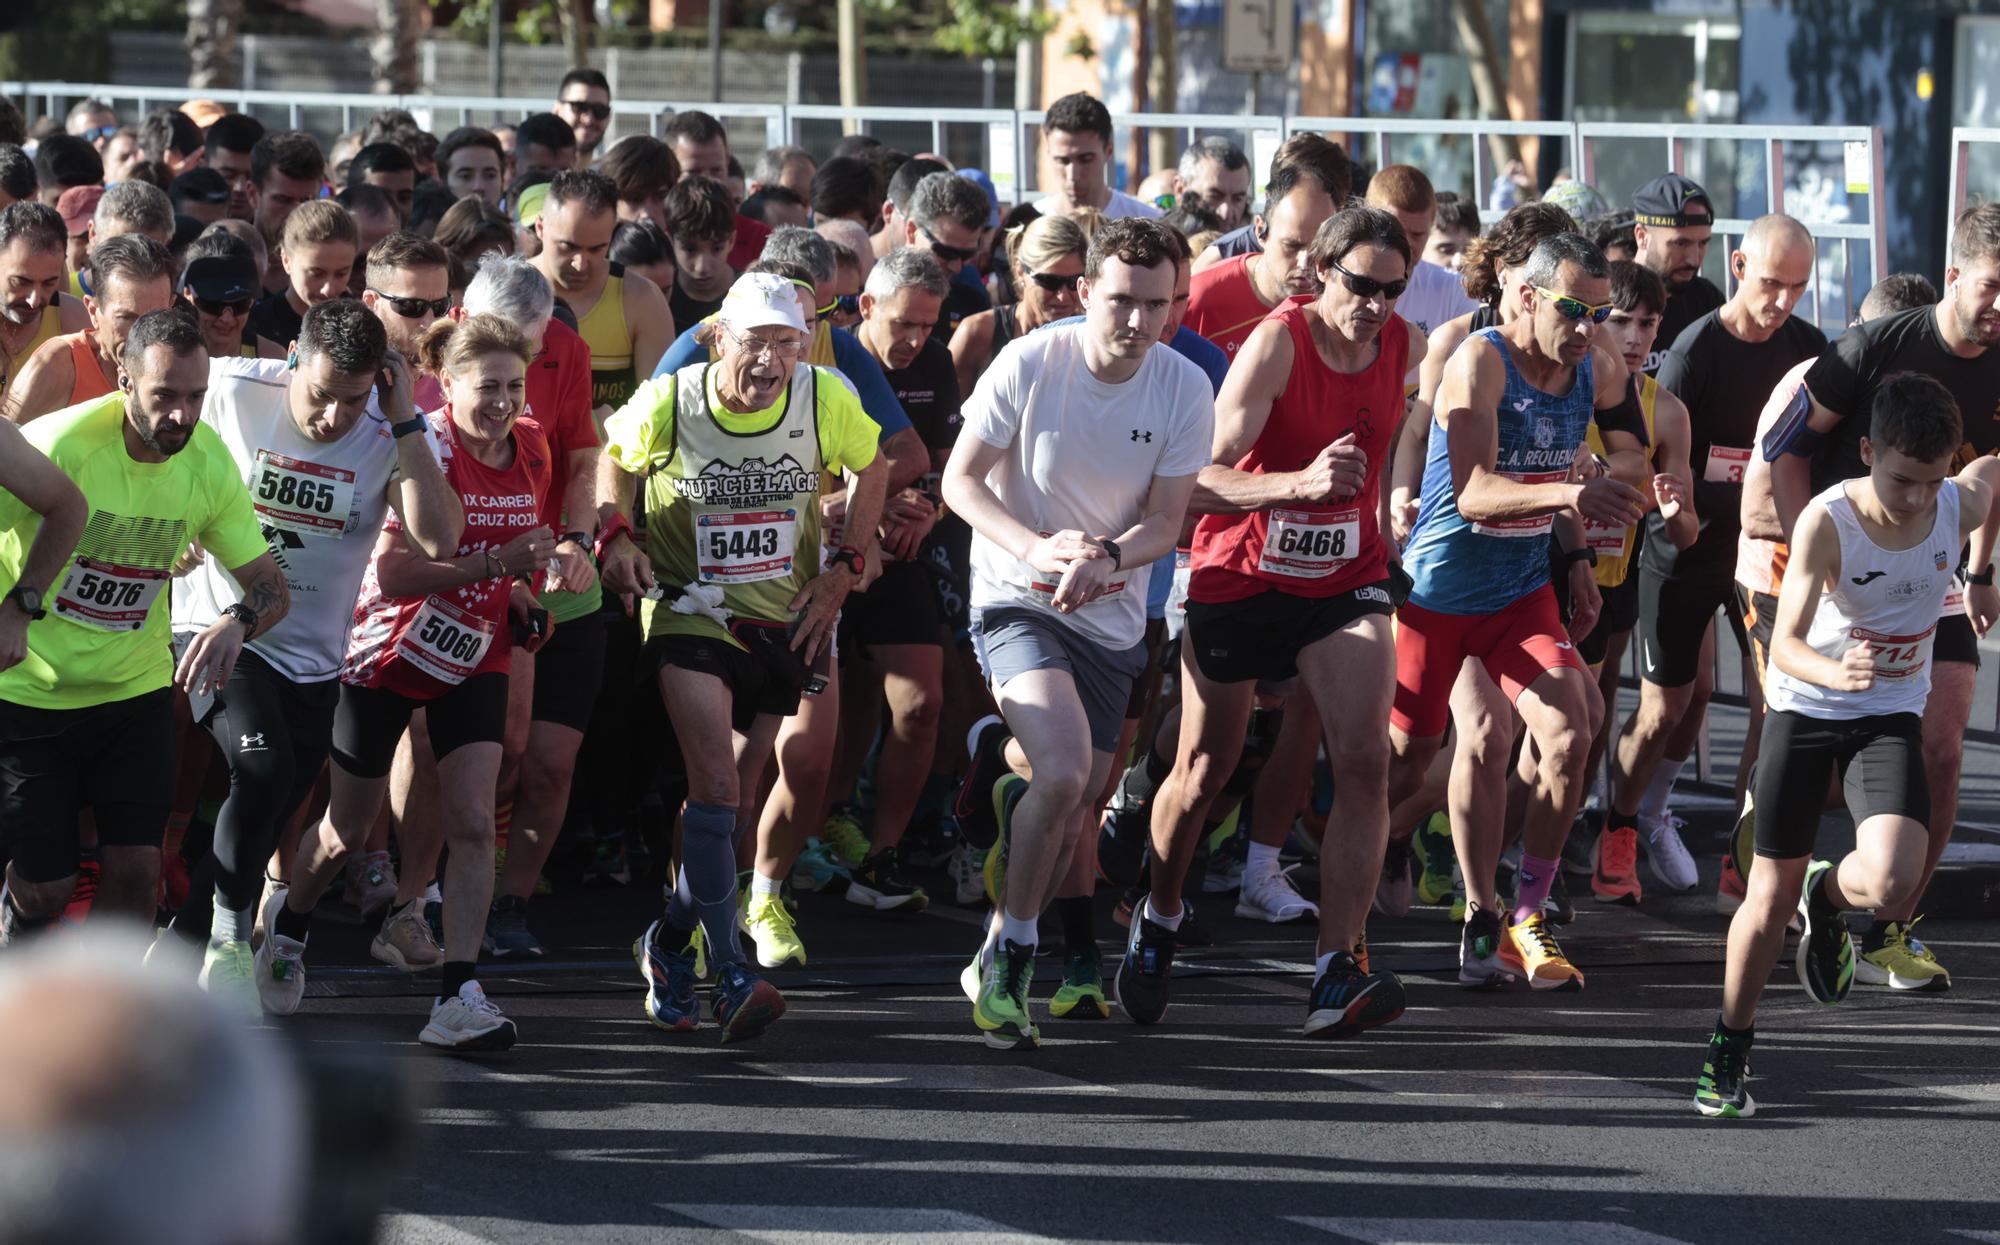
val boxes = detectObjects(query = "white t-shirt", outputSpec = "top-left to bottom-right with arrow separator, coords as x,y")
172,356 -> 433,682
1396,259 -> 1477,337
1032,189 -> 1164,221
963,323 -> 1214,649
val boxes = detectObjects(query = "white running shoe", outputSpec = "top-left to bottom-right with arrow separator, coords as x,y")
420,981 -> 518,1052
1235,864 -> 1319,923
1641,811 -> 1700,892
1201,852 -> 1246,895
254,888 -> 306,1017
948,841 -> 986,906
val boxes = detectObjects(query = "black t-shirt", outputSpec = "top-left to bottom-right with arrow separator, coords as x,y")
885,337 -> 962,490
936,279 -> 992,346
669,278 -> 729,332
246,292 -> 305,353
1646,275 -> 1725,374
1646,308 -> 1827,580
1808,304 -> 2000,491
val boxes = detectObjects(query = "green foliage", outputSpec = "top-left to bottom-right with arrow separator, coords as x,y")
931,0 -> 1056,58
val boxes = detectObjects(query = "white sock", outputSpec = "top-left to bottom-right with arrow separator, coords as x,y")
1143,895 -> 1184,931
422,881 -> 443,904
1245,841 -> 1281,878
1315,949 -> 1339,977
998,910 -> 1038,948
751,872 -> 783,897
1641,758 -> 1686,821
212,894 -> 252,946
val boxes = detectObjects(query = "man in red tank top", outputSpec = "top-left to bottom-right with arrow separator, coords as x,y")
1182,163 -> 1341,358
1127,206 -> 1427,1038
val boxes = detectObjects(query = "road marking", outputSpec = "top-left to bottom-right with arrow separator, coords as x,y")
662,1203 -> 1059,1242
750,1061 -> 1110,1093
379,1215 -> 502,1244
1301,1069 -> 1678,1100
1291,1217 -> 1691,1244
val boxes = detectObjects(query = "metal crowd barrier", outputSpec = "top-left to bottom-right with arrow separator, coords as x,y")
1947,126 -> 2000,235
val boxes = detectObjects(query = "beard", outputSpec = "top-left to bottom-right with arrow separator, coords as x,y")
135,414 -> 192,457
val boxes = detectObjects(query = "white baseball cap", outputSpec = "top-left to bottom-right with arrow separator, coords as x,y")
718,272 -> 807,335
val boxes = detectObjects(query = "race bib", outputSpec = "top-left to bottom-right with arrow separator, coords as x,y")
52,558 -> 168,631
1704,445 -> 1751,485
1942,573 -> 1967,619
696,509 -> 797,584
253,450 -> 357,537
1259,508 -> 1360,579
1852,624 -> 1935,681
1471,470 -> 1565,538
1583,517 -> 1631,559
395,595 -> 497,685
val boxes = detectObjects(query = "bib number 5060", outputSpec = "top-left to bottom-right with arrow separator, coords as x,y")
416,613 -> 486,663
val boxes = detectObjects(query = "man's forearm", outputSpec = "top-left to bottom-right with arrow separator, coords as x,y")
394,439 -> 464,560
944,472 -> 1040,562
596,458 -> 640,529
1190,464 -> 1299,515
562,448 -> 599,535
1771,456 -> 1810,540
1457,472 -> 1579,522
14,496 -> 86,598
839,460 -> 891,551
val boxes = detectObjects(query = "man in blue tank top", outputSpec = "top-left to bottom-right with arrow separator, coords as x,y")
1386,233 -> 1649,994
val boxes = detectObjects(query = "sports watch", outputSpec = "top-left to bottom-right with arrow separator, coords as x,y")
3,585 -> 45,620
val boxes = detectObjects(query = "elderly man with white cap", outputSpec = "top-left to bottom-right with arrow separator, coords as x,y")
598,271 -> 888,1043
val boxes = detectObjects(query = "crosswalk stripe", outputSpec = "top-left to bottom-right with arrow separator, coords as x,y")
662,1203 -> 1058,1242
1290,1216 -> 1692,1244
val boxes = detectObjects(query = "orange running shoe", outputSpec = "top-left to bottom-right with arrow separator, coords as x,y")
1591,825 -> 1643,905
1500,911 -> 1585,991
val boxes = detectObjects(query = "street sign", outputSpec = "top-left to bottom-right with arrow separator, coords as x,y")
1223,0 -> 1293,74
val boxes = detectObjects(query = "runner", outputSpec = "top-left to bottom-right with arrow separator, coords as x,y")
1694,373 -> 2000,1118
165,299 -> 459,1009
941,217 -> 1212,1049
1136,205 -> 1423,1036
438,127 -> 508,211
662,110 -> 771,269
0,203 -> 72,409
514,113 -> 578,178
599,272 -> 887,1041
246,131 -> 328,297
1766,203 -> 2000,992
1363,165 -> 1478,335
1425,193 -> 1480,274
276,313 -> 567,1051
0,144 -> 34,212
1601,215 -> 1823,901
0,309 -> 286,937
1387,232 -> 1650,993
246,200 -> 358,354
1031,93 -> 1163,221
3,234 -> 176,424
663,177 -> 738,331
1184,161 -> 1341,357
949,213 -> 1089,396
1171,138 -> 1252,231
179,230 -> 279,362
203,111 -> 266,222
530,168 -> 675,412
1631,173 -> 1724,374
1191,134 -> 1351,273
553,68 -> 613,167
65,180 -> 175,301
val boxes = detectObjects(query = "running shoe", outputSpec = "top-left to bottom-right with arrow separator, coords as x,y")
250,872 -> 285,952
1591,825 -> 1643,905
1857,920 -> 1951,992
420,981 -> 517,1052
983,774 -> 1026,907
1286,816 -> 1321,864
1372,837 -> 1415,917
344,850 -> 398,919
789,839 -> 853,894
1716,852 -> 1747,916
255,888 -> 306,1017
633,919 -> 700,1032
1049,945 -> 1109,1019
1731,788 -> 1757,881
973,939 -> 1038,1049
1458,907 -> 1509,989
1543,869 -> 1575,925
953,715 -> 1013,849
1640,811 -> 1700,892
1235,864 -> 1318,923
1500,911 -> 1585,991
746,892 -> 807,969
1200,848 -> 1246,895
482,895 -> 545,959
198,939 -> 259,1019
1113,909 -> 1178,1025
822,804 -> 871,866
1692,1028 -> 1756,1119
949,841 -> 987,906
1795,859 -> 1854,1005
1561,809 -> 1601,877
60,855 -> 101,925
372,898 -> 443,971
847,847 -> 928,913
1096,765 -> 1154,886
1304,951 -> 1406,1038
1412,812 -> 1455,905
712,962 -> 786,1042
584,830 -> 633,887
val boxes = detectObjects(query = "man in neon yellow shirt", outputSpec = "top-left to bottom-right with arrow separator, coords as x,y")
0,309 -> 287,935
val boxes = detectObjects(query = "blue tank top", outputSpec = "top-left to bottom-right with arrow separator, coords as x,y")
1405,327 -> 1596,615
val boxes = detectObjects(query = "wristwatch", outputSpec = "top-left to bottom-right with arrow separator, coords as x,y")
3,585 -> 44,620
1101,538 -> 1123,570
1970,564 -> 1995,587
829,545 -> 866,576
1560,545 -> 1597,569
391,415 -> 428,439
222,602 -> 259,632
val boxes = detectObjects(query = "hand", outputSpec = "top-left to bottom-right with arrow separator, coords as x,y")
1390,493 -> 1420,546
1295,433 -> 1368,504
597,531 -> 655,616
1653,472 -> 1689,521
510,584 -> 553,654
0,608 -> 27,674
1051,554 -> 1114,613
1970,581 -> 2000,638
879,490 -> 939,562
376,348 -> 415,422
491,525 -> 556,576
546,537 -> 597,595
859,540 -> 885,591
175,616 -> 248,697
1566,560 -> 1602,641
1574,476 -> 1648,528
172,539 -> 207,578
787,566 -> 858,662
820,491 -> 848,549
1836,640 -> 1877,692
1022,529 -> 1104,575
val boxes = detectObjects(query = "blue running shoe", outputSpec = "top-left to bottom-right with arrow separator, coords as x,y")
1114,907 -> 1178,1026
790,839 -> 853,895
713,962 -> 787,1043
633,918 -> 700,1032
1304,951 -> 1406,1038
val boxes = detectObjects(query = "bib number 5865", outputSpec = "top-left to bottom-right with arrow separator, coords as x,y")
258,472 -> 337,513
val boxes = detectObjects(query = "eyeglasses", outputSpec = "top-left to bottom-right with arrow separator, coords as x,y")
919,225 -> 979,265
80,124 -> 118,143
559,99 -> 611,121
368,289 -> 451,319
817,294 -> 861,318
1533,285 -> 1615,324
725,326 -> 804,361
1327,260 -> 1408,300
1027,270 -> 1082,293
192,295 -> 254,318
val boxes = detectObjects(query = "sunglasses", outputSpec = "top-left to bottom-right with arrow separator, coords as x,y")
1027,270 -> 1082,293
560,99 -> 612,121
368,289 -> 451,319
193,295 -> 254,318
1327,260 -> 1408,300
817,293 -> 861,317
81,124 -> 118,143
1533,285 -> 1615,323
920,225 -> 978,265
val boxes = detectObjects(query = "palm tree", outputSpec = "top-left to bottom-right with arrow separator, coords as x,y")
186,0 -> 243,90
373,0 -> 421,95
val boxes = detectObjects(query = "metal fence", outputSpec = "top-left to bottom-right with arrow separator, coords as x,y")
1947,126 -> 2000,236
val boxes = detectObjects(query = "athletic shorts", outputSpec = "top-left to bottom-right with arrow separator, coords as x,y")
924,518 -> 973,639
1935,612 -> 1981,668
1184,579 -> 1396,685
1391,584 -> 1584,738
970,606 -> 1148,753
1753,709 -> 1927,859
331,672 -> 509,779
1578,571 -> 1641,667
531,611 -> 607,732
0,689 -> 175,882
1638,570 -> 1737,687
1736,583 -> 1780,687
1123,615 -> 1170,720
842,559 -> 943,653
648,631 -> 804,731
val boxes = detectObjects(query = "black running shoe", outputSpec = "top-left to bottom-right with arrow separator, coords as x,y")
1693,1028 -> 1756,1118
1304,951 -> 1406,1038
1544,869 -> 1576,926
952,715 -> 1013,849
1795,858 -> 1854,1004
1114,909 -> 1178,1025
846,847 -> 928,914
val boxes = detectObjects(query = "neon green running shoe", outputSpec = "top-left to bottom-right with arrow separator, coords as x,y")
1693,1028 -> 1756,1119
198,939 -> 259,1020
983,775 -> 1026,907
823,806 -> 870,866
973,939 -> 1039,1049
746,892 -> 807,969
1048,945 -> 1109,1019
1413,812 -> 1456,906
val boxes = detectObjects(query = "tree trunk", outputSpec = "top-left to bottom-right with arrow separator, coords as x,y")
1451,0 -> 1520,171
185,0 -> 244,90
837,0 -> 867,134
1145,0 -> 1177,179
557,0 -> 592,69
371,0 -> 421,95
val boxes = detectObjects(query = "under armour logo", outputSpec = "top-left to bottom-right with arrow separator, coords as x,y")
1852,570 -> 1886,585
240,733 -> 267,749
1131,429 -> 1152,443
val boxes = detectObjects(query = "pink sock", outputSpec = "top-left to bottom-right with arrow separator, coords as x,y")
1513,853 -> 1560,924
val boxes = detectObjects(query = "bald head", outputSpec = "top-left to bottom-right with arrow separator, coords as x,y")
1739,213 -> 1813,261
1728,213 -> 1814,335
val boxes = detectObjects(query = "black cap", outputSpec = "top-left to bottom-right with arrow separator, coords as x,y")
1631,172 -> 1713,228
170,166 -> 232,206
182,254 -> 259,302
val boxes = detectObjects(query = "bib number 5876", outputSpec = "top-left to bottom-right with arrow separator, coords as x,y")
69,570 -> 146,609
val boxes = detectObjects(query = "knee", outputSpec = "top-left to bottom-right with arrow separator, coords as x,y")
1538,722 -> 1589,779
10,874 -> 76,916
1176,749 -> 1235,805
896,680 -> 944,733
517,749 -> 579,809
442,799 -> 496,848
1031,756 -> 1093,810
1329,734 -> 1389,791
1922,731 -> 1963,770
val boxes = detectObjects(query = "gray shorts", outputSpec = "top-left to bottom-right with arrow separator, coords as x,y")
970,606 -> 1148,753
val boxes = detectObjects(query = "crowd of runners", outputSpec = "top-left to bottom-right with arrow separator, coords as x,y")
1,78 -> 1996,1121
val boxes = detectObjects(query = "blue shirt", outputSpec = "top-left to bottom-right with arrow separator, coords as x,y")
651,322 -> 912,441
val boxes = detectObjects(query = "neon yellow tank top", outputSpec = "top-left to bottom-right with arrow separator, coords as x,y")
577,265 -> 635,411
1585,374 -> 1659,588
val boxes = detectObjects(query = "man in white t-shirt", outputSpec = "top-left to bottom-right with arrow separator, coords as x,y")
1030,92 -> 1164,223
1366,165 -> 1478,336
166,298 -> 460,1014
941,216 -> 1212,1050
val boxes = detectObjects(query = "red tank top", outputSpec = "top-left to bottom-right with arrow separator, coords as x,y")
1189,301 -> 1409,603
1184,254 -> 1278,358
342,411 -> 553,698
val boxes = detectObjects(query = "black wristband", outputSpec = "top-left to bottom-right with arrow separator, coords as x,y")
1559,545 -> 1596,569
1970,564 -> 1994,587
391,416 -> 427,439
561,530 -> 589,548
1101,538 -> 1123,570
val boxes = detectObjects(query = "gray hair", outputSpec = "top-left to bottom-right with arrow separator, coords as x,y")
864,246 -> 950,302
907,171 -> 988,236
1522,231 -> 1609,292
760,225 -> 837,285
462,254 -> 555,327
753,144 -> 814,189
1177,136 -> 1248,182
65,97 -> 116,128
95,181 -> 174,242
